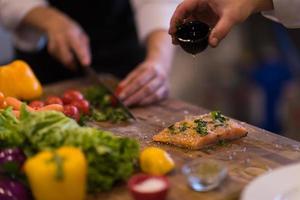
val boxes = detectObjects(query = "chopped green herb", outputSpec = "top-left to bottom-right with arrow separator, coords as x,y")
211,111 -> 227,123
217,140 -> 228,147
179,122 -> 188,132
83,86 -> 129,123
168,124 -> 176,134
194,119 -> 208,136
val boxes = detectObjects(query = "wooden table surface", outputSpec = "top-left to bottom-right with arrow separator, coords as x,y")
45,77 -> 300,200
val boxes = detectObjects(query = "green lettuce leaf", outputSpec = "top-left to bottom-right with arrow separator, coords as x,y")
0,108 -> 139,192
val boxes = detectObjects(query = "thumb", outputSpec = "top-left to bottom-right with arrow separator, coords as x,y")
209,15 -> 235,47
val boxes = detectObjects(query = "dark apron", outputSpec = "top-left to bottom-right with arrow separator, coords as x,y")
16,0 -> 146,84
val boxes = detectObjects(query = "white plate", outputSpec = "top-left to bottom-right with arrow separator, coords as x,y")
241,163 -> 300,200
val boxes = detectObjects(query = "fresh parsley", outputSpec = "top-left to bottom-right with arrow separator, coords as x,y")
211,111 -> 227,123
83,86 -> 129,123
194,119 -> 208,136
179,122 -> 188,132
217,140 -> 229,147
168,124 -> 176,134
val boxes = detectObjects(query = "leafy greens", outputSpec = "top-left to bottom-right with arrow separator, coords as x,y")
0,107 -> 139,192
83,86 -> 129,123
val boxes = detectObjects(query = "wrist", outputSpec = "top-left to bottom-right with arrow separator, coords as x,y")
22,7 -> 70,34
253,0 -> 274,12
145,30 -> 175,71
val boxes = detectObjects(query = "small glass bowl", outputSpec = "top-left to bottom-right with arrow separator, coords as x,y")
182,159 -> 227,192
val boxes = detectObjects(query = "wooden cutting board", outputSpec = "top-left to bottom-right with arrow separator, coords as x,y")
45,77 -> 300,200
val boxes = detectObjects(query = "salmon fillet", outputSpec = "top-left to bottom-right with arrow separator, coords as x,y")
153,111 -> 248,150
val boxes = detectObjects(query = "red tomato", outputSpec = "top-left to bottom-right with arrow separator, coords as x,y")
70,99 -> 90,114
63,105 -> 80,121
114,85 -> 123,97
109,86 -> 123,107
45,96 -> 63,105
62,90 -> 83,104
29,101 -> 45,109
110,96 -> 118,107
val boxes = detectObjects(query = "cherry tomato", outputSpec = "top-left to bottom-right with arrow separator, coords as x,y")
63,105 -> 80,121
115,85 -> 123,97
110,85 -> 123,107
45,96 -> 63,105
62,90 -> 83,104
70,99 -> 90,114
29,101 -> 45,109
110,96 -> 118,107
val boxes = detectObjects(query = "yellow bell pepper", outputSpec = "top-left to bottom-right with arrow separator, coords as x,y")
0,60 -> 42,100
24,147 -> 87,200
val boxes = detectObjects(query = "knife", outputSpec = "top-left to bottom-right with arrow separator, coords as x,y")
83,66 -> 136,120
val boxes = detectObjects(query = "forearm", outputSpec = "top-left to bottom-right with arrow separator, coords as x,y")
263,0 -> 300,28
21,6 -> 70,33
145,30 -> 175,72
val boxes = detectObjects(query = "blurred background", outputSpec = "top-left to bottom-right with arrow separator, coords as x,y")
1,14 -> 300,141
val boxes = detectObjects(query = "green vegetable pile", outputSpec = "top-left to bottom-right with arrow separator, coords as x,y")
82,86 -> 129,123
0,107 -> 139,192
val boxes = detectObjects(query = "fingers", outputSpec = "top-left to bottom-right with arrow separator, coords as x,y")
48,34 -> 74,69
169,0 -> 206,35
47,22 -> 91,69
139,84 -> 169,106
118,66 -> 157,100
70,33 -> 91,67
118,65 -> 147,89
209,14 -> 236,47
123,74 -> 166,106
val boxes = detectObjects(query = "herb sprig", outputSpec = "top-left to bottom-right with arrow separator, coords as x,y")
211,111 -> 228,123
194,119 -> 208,136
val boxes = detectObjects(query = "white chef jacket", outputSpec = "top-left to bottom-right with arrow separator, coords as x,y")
0,0 -> 180,51
263,0 -> 300,28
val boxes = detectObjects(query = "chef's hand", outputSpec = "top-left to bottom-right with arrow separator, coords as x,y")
169,0 -> 273,47
117,31 -> 174,106
117,60 -> 169,106
22,7 -> 91,69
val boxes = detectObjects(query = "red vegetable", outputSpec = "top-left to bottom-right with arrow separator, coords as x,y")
0,148 -> 26,168
70,99 -> 90,114
5,97 -> 34,111
63,105 -> 80,121
62,90 -> 83,104
111,85 -> 123,107
115,85 -> 123,97
45,96 -> 63,105
0,178 -> 31,200
29,100 -> 45,109
110,96 -> 118,107
37,104 -> 64,112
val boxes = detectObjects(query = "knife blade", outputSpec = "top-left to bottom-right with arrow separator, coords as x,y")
83,66 -> 136,120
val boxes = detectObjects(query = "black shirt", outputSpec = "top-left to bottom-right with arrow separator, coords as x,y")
16,0 -> 146,84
